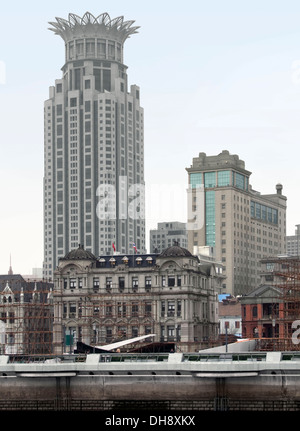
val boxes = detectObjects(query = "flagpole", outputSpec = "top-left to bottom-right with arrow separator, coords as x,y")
132,242 -> 134,267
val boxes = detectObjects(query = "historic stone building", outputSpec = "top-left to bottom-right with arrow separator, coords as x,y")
53,244 -> 222,353
0,276 -> 53,355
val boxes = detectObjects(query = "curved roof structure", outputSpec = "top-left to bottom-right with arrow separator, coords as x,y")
158,245 -> 193,258
49,12 -> 140,43
61,245 -> 97,261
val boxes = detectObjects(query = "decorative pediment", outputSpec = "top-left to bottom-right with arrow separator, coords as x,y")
59,261 -> 92,274
243,284 -> 282,300
159,260 -> 182,272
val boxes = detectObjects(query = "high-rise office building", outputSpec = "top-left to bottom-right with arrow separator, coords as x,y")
286,225 -> 300,256
43,12 -> 145,279
186,150 -> 287,296
149,222 -> 188,253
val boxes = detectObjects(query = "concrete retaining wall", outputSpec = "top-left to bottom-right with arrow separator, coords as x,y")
0,372 -> 300,411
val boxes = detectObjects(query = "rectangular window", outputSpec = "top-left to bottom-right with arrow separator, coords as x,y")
132,277 -> 138,289
56,104 -> 63,115
70,97 -> 77,107
119,277 -> 125,290
168,276 -> 175,287
145,302 -> 152,316
218,170 -> 231,186
93,69 -> 101,91
235,173 -> 245,190
204,172 -> 216,188
132,302 -> 139,316
177,300 -> 182,317
167,301 -> 175,316
132,327 -> 138,338
86,39 -> 95,55
268,207 -> 272,223
97,41 -> 106,57
167,326 -> 175,340
103,69 -> 111,91
251,201 -> 255,217
272,209 -> 278,224
74,69 -> 81,90
190,173 -> 202,189
251,201 -> 278,225
70,278 -> 76,288
69,303 -> 76,317
205,191 -> 216,246
255,203 -> 261,219
57,124 -> 63,136
105,303 -> 113,316
117,302 -> 126,317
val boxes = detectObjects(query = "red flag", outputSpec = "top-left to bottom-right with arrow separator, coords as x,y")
112,243 -> 116,252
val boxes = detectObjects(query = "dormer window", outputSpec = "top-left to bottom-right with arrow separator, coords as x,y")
122,256 -> 129,265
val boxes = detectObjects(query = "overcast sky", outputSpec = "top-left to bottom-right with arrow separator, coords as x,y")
1,0 -> 300,275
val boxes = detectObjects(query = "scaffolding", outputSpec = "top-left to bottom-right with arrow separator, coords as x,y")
52,289 -> 158,354
0,282 -> 53,355
255,256 -> 300,351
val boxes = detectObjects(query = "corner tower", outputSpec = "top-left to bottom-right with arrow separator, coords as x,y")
43,12 -> 145,279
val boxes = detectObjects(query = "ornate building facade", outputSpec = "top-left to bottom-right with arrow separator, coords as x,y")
53,245 -> 222,353
0,277 -> 53,355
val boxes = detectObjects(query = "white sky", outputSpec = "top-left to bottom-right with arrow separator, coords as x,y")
1,0 -> 300,275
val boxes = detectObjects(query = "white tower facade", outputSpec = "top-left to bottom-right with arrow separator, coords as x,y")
43,12 -> 145,278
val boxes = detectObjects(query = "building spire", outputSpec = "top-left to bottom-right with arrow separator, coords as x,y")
8,254 -> 13,275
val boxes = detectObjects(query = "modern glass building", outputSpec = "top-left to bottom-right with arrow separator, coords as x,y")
186,150 -> 287,296
43,12 -> 145,279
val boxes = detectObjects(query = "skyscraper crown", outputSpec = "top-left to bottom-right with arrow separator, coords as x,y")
49,12 -> 140,44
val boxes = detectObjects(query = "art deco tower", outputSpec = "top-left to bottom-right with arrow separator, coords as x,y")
43,12 -> 145,279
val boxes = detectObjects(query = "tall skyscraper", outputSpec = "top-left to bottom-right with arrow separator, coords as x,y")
43,12 -> 145,279
186,150 -> 287,296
